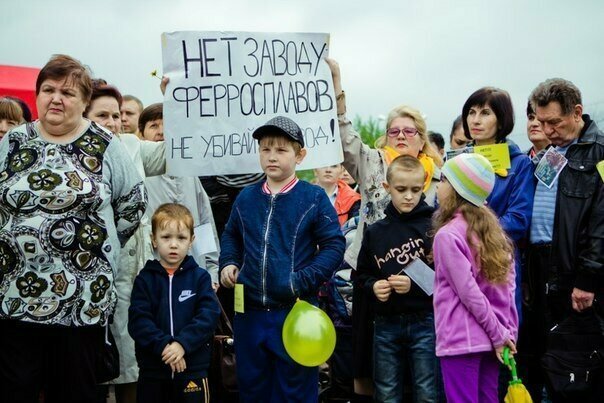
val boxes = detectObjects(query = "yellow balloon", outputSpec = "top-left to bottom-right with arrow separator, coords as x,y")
282,300 -> 336,367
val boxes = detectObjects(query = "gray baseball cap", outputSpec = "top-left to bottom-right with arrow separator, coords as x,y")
252,116 -> 304,147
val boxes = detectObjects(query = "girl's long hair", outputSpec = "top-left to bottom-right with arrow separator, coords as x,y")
433,190 -> 513,284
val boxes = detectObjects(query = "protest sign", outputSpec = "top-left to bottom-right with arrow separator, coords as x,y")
446,144 -> 511,171
161,31 -> 343,176
473,143 -> 511,170
445,146 -> 474,161
403,259 -> 435,296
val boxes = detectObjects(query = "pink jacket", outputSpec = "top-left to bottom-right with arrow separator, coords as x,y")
433,213 -> 518,357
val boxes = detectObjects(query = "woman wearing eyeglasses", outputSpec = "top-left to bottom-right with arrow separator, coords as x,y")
328,59 -> 442,401
328,61 -> 442,265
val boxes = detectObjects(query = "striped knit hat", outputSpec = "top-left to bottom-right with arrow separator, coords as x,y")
441,153 -> 495,206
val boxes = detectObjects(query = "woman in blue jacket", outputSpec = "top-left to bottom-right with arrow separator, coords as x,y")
461,87 -> 535,323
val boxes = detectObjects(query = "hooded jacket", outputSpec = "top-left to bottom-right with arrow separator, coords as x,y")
334,179 -> 361,226
128,255 -> 220,380
486,141 -> 535,244
486,141 -> 534,320
356,200 -> 435,315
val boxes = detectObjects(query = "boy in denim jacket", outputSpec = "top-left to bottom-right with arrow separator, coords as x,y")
220,116 -> 346,402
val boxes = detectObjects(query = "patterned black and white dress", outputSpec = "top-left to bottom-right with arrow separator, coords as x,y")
0,121 -> 146,327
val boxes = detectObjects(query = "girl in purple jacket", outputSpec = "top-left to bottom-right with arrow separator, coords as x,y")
432,153 -> 518,403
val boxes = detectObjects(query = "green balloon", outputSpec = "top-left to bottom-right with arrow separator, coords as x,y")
282,299 -> 336,367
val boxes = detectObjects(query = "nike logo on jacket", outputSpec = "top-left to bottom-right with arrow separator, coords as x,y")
179,290 -> 196,302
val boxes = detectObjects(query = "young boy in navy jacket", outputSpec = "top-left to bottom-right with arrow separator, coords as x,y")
219,116 -> 346,402
129,203 -> 220,403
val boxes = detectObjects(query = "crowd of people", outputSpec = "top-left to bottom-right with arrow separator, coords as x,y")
0,53 -> 602,403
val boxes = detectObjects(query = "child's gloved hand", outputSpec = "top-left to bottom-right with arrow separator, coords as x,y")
388,275 -> 411,294
373,280 -> 392,302
220,265 -> 239,288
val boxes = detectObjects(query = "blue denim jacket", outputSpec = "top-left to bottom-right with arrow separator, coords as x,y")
219,180 -> 346,309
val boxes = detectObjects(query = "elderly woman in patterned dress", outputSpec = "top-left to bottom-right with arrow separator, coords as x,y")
0,54 -> 146,403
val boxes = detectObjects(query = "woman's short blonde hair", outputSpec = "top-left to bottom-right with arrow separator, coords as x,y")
376,105 -> 443,167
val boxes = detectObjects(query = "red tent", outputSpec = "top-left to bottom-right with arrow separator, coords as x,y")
0,64 -> 41,120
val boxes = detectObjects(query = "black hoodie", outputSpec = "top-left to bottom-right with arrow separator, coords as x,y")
356,199 -> 435,315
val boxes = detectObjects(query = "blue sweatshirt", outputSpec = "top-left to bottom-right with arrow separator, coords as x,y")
486,141 -> 535,243
129,255 -> 220,379
486,141 -> 535,322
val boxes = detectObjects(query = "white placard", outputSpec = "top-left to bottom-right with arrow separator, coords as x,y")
403,259 -> 435,296
161,31 -> 343,176
192,223 -> 218,256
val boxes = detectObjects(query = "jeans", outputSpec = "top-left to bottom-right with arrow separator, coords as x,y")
373,312 -> 439,402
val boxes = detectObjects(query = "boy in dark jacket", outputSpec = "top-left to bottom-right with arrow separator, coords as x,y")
219,116 -> 346,402
356,155 -> 439,402
129,203 -> 220,403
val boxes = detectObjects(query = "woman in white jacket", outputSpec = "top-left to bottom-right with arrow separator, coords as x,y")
327,60 -> 443,399
328,60 -> 442,266
84,81 -> 165,403
137,103 -> 220,285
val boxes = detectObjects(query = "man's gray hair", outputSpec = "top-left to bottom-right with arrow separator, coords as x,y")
530,78 -> 582,115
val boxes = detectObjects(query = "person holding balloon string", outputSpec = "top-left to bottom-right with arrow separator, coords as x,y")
219,115 -> 345,402
355,155 -> 440,402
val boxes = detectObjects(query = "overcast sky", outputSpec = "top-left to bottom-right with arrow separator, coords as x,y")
3,0 -> 604,150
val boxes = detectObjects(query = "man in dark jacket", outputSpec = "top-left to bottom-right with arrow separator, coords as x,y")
525,78 -> 604,401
